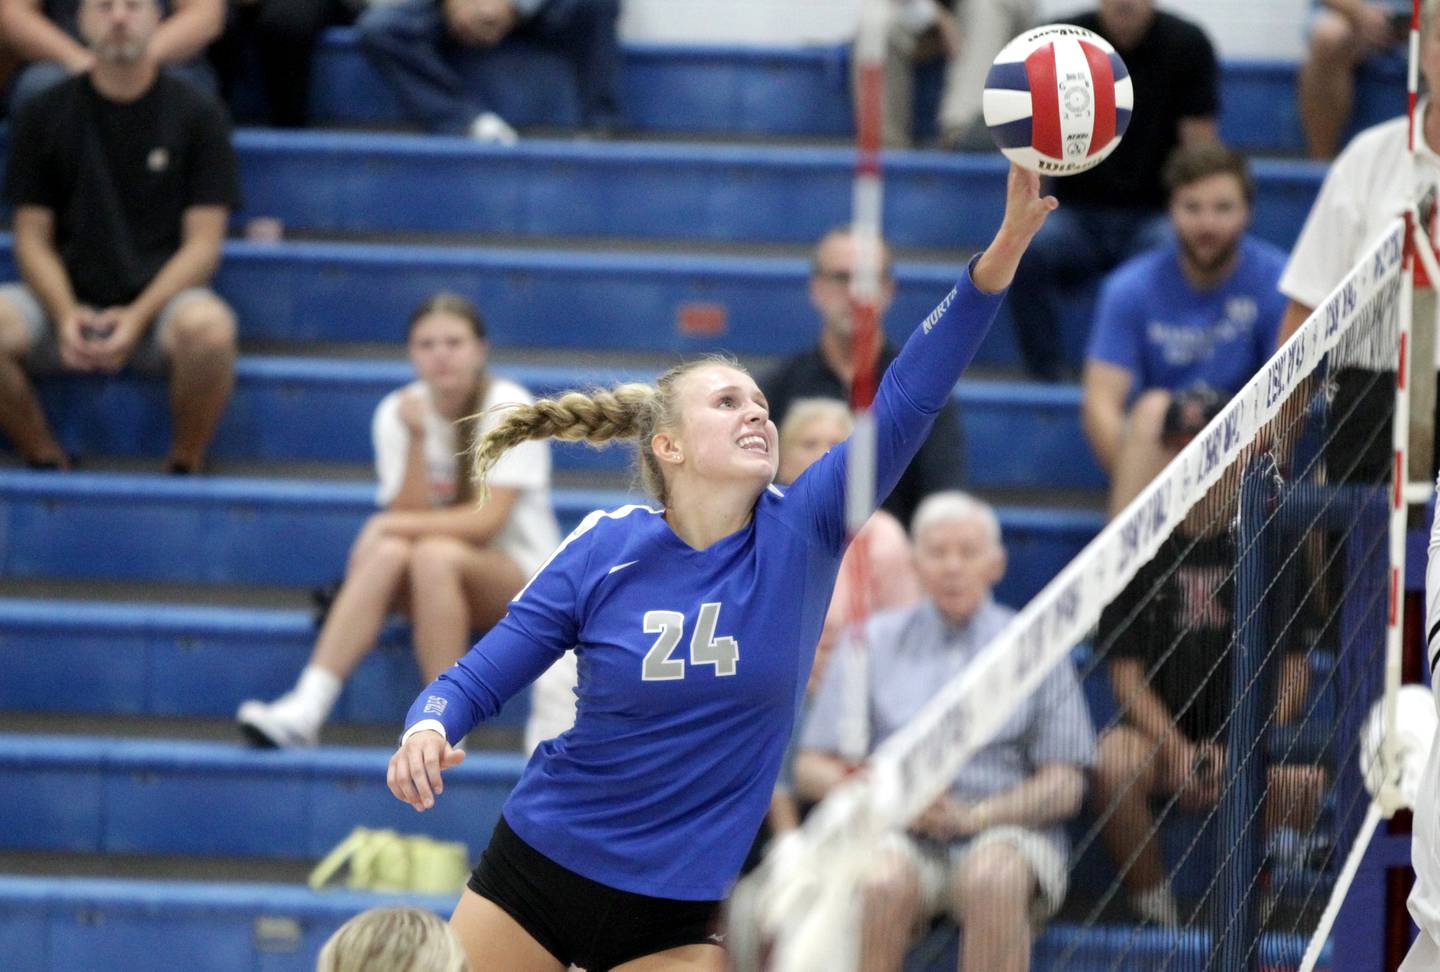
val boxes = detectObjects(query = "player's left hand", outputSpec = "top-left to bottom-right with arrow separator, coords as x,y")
388,729 -> 467,812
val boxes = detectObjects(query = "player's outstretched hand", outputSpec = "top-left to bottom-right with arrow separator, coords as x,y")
1000,164 -> 1058,242
972,163 -> 1058,294
388,729 -> 466,812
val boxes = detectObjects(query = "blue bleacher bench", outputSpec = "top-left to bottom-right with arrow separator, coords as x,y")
0,235 -> 1245,371
226,129 -> 1328,253
276,27 -> 1402,156
29,360 -> 1106,492
0,875 -> 1330,972
0,470 -> 1102,607
0,734 -> 522,860
0,877 -> 454,972
0,599 -> 529,730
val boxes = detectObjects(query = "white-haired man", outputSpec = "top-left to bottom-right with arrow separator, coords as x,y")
794,491 -> 1096,972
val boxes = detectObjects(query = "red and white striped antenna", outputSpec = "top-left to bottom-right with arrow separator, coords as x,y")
837,0 -> 890,763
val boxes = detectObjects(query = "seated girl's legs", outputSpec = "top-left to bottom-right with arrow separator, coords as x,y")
1298,10 -> 1369,159
238,516 -> 414,745
450,888 -> 565,972
409,537 -> 528,682
311,522 -> 416,680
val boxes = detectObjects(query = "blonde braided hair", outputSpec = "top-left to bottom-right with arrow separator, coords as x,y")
471,355 -> 746,507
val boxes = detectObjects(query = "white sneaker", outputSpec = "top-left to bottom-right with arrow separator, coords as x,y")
469,111 -> 518,146
237,695 -> 320,748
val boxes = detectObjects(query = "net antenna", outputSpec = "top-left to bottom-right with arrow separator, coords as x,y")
838,0 -> 890,763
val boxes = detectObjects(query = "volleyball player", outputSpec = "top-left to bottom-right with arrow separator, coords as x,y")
386,165 -> 1056,972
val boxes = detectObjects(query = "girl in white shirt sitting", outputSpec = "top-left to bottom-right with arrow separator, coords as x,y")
239,292 -> 560,747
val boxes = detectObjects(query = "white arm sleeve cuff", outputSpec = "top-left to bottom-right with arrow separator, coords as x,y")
401,719 -> 448,746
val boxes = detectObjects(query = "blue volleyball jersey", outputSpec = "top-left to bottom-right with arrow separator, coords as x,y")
405,267 -> 1004,899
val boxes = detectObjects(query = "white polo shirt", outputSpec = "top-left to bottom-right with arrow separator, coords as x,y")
1280,103 -> 1440,313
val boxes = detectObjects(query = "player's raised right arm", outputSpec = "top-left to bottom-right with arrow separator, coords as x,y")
972,165 -> 1058,294
787,165 -> 1054,545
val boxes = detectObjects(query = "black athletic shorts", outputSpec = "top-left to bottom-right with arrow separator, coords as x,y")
467,815 -> 724,971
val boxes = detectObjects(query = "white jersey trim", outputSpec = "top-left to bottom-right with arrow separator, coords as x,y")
513,503 -> 662,602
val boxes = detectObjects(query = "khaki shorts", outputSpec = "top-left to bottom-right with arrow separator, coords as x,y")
2,282 -> 221,376
881,825 -> 1069,925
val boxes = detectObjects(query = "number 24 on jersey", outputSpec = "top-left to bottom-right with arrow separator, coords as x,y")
641,602 -> 739,680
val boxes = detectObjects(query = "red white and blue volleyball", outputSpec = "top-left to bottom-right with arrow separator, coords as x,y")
982,24 -> 1133,176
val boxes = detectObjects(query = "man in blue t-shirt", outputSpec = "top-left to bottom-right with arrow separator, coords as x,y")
1082,143 -> 1286,517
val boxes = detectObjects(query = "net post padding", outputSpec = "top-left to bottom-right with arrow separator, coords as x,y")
733,218 -> 1409,969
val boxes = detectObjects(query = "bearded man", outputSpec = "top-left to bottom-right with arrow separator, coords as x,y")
1079,143 -> 1287,516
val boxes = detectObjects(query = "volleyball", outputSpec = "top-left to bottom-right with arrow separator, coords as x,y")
982,23 -> 1133,176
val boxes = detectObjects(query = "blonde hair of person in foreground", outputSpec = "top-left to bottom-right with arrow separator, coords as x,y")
317,906 -> 468,972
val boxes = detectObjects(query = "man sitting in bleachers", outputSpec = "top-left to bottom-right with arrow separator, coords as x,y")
0,0 -> 238,473
795,491 -> 1095,972
761,228 -> 965,528
355,0 -> 620,143
1081,143 -> 1287,518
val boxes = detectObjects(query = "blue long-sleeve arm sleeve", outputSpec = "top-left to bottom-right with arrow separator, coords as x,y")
784,260 -> 1005,549
403,514 -> 596,742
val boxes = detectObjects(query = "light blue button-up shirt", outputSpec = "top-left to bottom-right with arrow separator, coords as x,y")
801,597 -> 1097,859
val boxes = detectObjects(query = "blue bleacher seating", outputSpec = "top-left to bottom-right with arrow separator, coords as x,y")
0,471 -> 1103,607
0,734 -> 521,858
285,28 -> 1402,156
0,873 -> 1331,972
29,361 -> 1105,491
224,130 -> 1328,252
0,599 -> 530,729
0,219 -> 1304,372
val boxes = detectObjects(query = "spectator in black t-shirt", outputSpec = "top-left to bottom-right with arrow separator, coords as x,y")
0,0 -> 240,473
760,228 -> 965,528
1090,518 -> 1322,927
0,0 -> 221,116
1005,0 -> 1220,381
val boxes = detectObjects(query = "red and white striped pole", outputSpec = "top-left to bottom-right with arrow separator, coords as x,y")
837,0 -> 889,764
1379,0 -> 1424,816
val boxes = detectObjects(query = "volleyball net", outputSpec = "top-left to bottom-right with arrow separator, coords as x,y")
730,216 -> 1418,971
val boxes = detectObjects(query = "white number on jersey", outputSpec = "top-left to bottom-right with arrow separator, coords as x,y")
642,610 -> 686,681
641,602 -> 740,681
